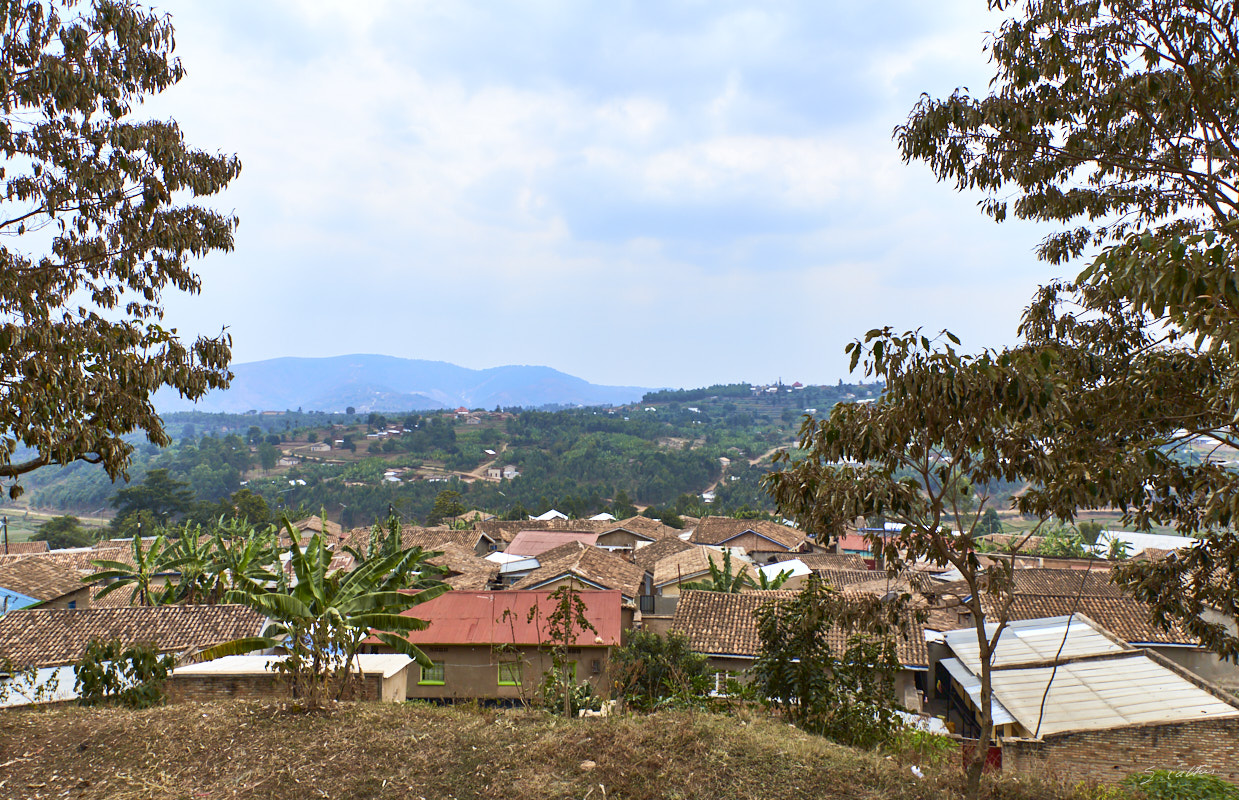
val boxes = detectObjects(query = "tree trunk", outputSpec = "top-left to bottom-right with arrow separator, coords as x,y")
965,596 -> 994,800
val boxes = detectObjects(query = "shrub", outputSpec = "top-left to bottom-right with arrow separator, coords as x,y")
611,630 -> 712,711
538,668 -> 601,717
887,728 -> 959,767
1124,770 -> 1239,800
752,575 -> 905,749
74,638 -> 175,709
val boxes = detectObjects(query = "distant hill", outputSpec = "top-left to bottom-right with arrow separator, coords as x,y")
152,355 -> 651,414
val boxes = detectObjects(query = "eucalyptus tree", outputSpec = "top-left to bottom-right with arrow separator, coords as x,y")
0,0 -> 239,497
894,0 -> 1239,662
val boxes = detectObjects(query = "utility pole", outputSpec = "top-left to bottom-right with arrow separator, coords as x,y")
2,515 -> 8,555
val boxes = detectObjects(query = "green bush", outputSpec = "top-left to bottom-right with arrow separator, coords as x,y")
752,576 -> 905,749
887,728 -> 959,767
611,630 -> 712,712
74,638 -> 175,709
538,667 -> 601,716
1124,770 -> 1239,800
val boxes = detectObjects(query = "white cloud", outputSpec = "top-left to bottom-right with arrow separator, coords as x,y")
146,0 -> 1058,390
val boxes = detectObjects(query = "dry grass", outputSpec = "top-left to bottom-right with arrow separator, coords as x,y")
0,702 -> 1098,800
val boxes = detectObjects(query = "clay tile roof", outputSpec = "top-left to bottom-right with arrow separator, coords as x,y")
0,541 -> 50,556
403,527 -> 495,551
995,596 -> 1198,645
687,517 -> 807,551
771,552 -> 871,570
652,546 -> 755,589
0,557 -> 85,603
632,537 -> 694,571
0,605 -> 266,668
340,525 -> 494,554
507,530 -> 600,558
280,518 -> 344,548
934,568 -> 1124,600
89,584 -> 142,608
922,567 -> 1198,646
671,590 -> 928,667
812,569 -> 893,591
606,516 -> 680,539
427,542 -> 499,591
0,547 -> 133,575
511,542 -> 648,599
292,515 -> 342,537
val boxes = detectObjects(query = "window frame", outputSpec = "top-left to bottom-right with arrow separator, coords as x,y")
497,660 -> 522,686
418,660 -> 446,686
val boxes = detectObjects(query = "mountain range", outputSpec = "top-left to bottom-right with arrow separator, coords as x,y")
152,355 -> 652,414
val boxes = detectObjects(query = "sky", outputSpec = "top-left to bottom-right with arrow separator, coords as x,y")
144,0 -> 1065,391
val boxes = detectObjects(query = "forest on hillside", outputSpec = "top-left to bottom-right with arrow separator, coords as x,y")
4,382 -> 886,531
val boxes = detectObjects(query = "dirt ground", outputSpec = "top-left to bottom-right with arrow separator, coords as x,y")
0,702 -> 1099,800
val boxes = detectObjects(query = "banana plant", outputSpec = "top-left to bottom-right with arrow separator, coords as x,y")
681,550 -> 751,593
201,518 -> 282,602
200,520 -> 449,704
746,566 -> 794,590
90,532 -> 189,607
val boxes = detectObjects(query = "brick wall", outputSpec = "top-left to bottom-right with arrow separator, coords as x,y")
1004,718 -> 1239,783
166,674 -> 383,703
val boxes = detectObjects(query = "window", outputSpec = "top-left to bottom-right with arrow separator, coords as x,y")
498,661 -> 521,686
67,600 -> 76,609
710,671 -> 739,697
590,659 -> 601,675
418,661 -> 445,685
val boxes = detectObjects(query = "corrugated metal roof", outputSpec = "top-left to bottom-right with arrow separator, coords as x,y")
989,654 -> 1239,736
506,531 -> 600,557
1094,530 -> 1197,555
759,559 -> 811,580
941,614 -> 1239,739
939,657 -> 1016,726
944,615 -> 1125,673
373,590 -> 624,647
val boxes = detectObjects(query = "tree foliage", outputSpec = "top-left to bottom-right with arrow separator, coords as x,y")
752,577 -> 905,750
32,514 -> 94,548
611,630 -> 711,712
74,637 -> 174,709
90,531 -> 184,606
109,468 -> 193,530
763,329 -> 1051,795
526,581 -> 599,716
896,0 -> 1239,663
0,0 -> 240,495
